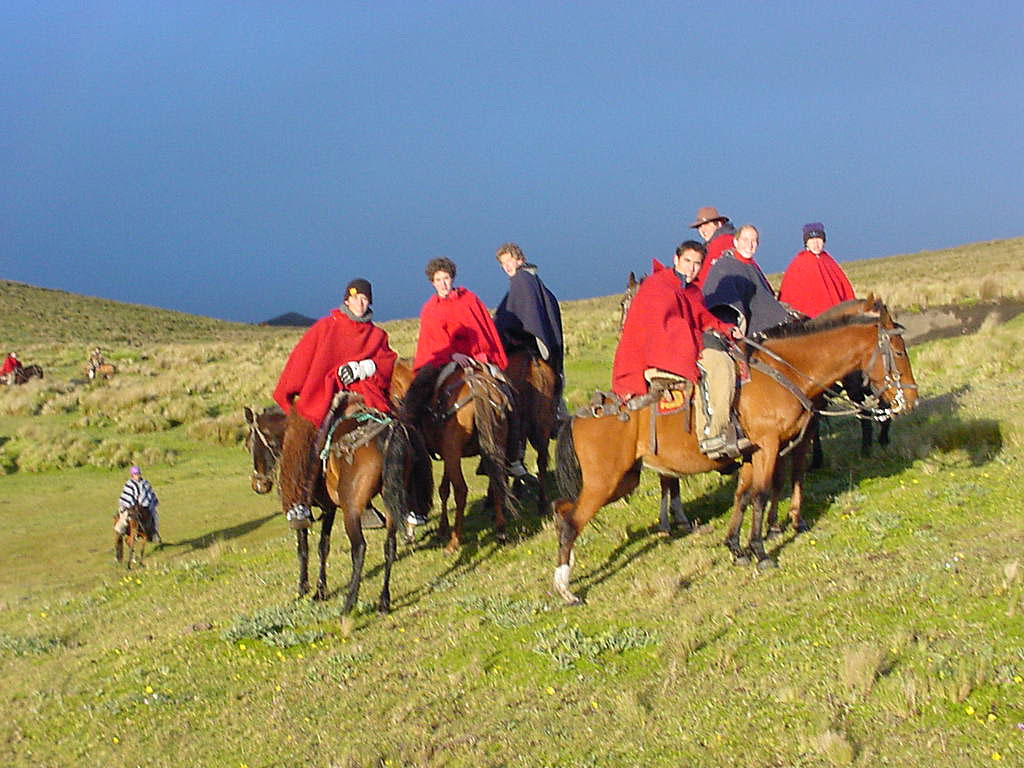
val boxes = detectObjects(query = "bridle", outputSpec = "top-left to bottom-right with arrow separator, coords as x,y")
247,417 -> 281,487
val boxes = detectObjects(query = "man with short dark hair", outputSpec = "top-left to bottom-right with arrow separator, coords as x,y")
273,279 -> 398,530
613,241 -> 744,457
690,206 -> 736,288
778,222 -> 855,317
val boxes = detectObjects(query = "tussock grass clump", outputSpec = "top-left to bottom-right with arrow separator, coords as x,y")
187,415 -> 246,446
840,643 -> 893,696
222,601 -> 333,648
532,622 -> 656,670
815,729 -> 856,766
0,632 -> 67,656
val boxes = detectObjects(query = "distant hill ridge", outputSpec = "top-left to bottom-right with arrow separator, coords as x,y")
3,236 -> 1023,347
262,312 -> 316,327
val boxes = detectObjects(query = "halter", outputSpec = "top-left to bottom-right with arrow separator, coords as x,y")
741,315 -> 915,423
248,416 -> 281,487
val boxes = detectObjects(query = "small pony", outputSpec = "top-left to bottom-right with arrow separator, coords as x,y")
114,503 -> 153,569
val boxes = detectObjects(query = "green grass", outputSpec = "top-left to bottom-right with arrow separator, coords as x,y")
1,243 -> 1024,766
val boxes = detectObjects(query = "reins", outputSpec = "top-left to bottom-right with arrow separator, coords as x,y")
738,319 -> 914,423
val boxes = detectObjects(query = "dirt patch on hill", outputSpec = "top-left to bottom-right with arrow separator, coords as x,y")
897,299 -> 1024,346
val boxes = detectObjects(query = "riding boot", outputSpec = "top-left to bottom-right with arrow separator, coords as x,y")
280,410 -> 320,529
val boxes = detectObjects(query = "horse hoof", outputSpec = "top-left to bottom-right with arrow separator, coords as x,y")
377,600 -> 391,614
795,521 -> 810,534
766,527 -> 783,541
732,554 -> 751,566
757,557 -> 778,571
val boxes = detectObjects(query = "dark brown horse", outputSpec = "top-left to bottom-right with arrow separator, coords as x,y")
244,396 -> 433,613
243,405 -> 286,494
4,364 -> 43,385
504,349 -> 560,512
402,359 -> 516,552
114,503 -> 152,569
552,297 -> 917,603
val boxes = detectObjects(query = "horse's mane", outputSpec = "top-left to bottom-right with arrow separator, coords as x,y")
759,310 -> 879,341
400,364 -> 441,424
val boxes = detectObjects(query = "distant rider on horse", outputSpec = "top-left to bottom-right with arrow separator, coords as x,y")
1,351 -> 22,385
87,347 -> 105,379
273,279 -> 398,530
778,222 -> 856,317
493,242 -> 566,476
116,465 -> 161,543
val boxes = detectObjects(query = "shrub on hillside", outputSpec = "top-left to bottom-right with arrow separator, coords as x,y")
187,414 -> 246,446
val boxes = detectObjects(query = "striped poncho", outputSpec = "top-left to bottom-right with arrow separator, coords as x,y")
119,478 -> 158,511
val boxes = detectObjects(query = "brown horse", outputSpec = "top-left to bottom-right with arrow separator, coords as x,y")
243,405 -> 286,494
402,359 -> 517,552
552,297 -> 917,603
504,349 -> 560,511
87,362 -> 117,380
244,396 -> 433,613
114,504 -> 152,569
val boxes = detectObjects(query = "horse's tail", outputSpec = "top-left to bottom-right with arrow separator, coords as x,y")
555,418 -> 582,499
472,374 -> 519,515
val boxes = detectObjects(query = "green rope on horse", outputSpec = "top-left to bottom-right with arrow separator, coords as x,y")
319,410 -> 393,463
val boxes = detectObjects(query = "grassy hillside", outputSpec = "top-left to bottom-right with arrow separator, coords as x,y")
1,239 -> 1023,766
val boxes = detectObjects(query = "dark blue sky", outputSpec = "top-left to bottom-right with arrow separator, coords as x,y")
2,1 -> 1022,323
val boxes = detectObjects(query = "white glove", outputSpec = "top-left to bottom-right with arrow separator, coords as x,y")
338,359 -> 376,385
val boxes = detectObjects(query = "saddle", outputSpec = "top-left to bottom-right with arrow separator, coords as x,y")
318,392 -> 394,468
431,354 -> 513,422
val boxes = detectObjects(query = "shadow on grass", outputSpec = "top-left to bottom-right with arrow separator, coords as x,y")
164,512 -> 278,553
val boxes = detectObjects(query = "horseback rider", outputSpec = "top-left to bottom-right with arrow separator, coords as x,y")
116,465 -> 161,544
778,222 -> 856,317
88,347 -> 105,377
690,206 -> 736,289
702,224 -> 792,336
414,257 -> 508,372
613,240 -> 746,458
273,279 -> 398,530
1,351 -> 21,384
493,242 -> 567,477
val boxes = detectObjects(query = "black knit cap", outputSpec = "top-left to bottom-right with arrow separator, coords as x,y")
345,278 -> 372,304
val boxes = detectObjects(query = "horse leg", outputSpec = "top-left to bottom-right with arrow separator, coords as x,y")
553,466 -> 639,605
765,456 -> 786,540
726,465 -> 753,564
878,417 -> 891,447
860,418 -> 874,457
444,452 -> 468,553
313,508 -> 335,601
378,516 -> 397,614
295,528 -> 311,597
809,416 -> 824,469
788,437 -> 810,534
534,436 -> 550,515
114,533 -> 123,564
436,473 -> 452,542
342,508 -> 367,614
747,443 -> 780,569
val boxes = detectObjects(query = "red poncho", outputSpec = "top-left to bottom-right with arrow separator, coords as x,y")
778,249 -> 855,318
612,260 -> 734,398
1,355 -> 20,376
413,287 -> 508,371
693,229 -> 735,289
273,309 -> 397,426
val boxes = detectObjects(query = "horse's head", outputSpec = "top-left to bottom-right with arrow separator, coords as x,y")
861,296 -> 918,416
618,272 -> 642,333
243,405 -> 284,494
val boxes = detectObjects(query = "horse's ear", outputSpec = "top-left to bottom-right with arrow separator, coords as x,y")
243,406 -> 254,424
627,271 -> 638,289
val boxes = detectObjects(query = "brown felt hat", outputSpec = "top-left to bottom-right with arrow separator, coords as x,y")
689,206 -> 729,228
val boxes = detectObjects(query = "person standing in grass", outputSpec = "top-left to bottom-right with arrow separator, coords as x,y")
778,222 -> 856,317
116,465 -> 161,544
273,279 -> 398,530
413,257 -> 508,372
